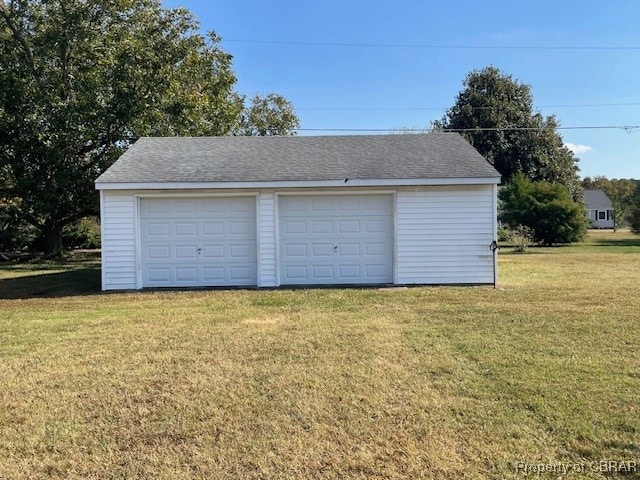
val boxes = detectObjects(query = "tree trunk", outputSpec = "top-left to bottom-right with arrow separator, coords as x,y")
43,220 -> 64,258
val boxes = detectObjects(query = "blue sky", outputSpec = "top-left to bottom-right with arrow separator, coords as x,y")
162,0 -> 639,179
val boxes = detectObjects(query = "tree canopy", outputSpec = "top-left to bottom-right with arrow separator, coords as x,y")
435,66 -> 582,198
499,173 -> 587,246
0,0 -> 299,256
238,94 -> 299,137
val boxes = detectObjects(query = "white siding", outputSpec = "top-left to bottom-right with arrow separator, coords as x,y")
98,184 -> 498,290
258,191 -> 277,286
588,209 -> 615,229
101,191 -> 137,290
396,186 -> 496,284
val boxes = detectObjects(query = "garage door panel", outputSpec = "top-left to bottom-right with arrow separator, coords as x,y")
313,265 -> 334,279
285,244 -> 307,257
311,243 -> 333,257
148,268 -> 170,282
146,246 -> 170,261
230,265 -> 254,281
176,267 -> 197,282
230,244 -> 253,259
280,195 -> 393,285
312,198 -> 334,212
312,220 -> 333,234
365,219 -> 388,233
175,200 -> 198,213
284,220 -> 307,235
145,199 -> 170,215
282,198 -> 306,213
285,265 -> 307,280
202,222 -> 224,235
366,242 -> 388,256
140,197 -> 257,287
202,245 -> 224,258
365,197 -> 388,211
366,264 -> 390,278
202,200 -> 224,213
340,243 -> 360,256
175,245 -> 198,259
203,267 -> 224,282
339,265 -> 360,279
175,222 -> 197,236
337,197 -> 359,211
229,200 -> 252,213
146,223 -> 170,237
338,220 -> 360,234
229,220 -> 253,235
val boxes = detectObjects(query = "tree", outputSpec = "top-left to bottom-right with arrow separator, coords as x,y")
435,66 -> 582,198
238,93 -> 300,136
630,196 -> 640,235
499,173 -> 588,246
631,179 -> 640,234
0,1 -> 298,256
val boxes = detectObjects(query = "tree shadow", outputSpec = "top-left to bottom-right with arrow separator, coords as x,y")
591,237 -> 640,248
0,267 -> 101,299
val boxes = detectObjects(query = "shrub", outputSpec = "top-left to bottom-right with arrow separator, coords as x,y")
62,217 -> 101,249
503,225 -> 535,252
499,173 -> 588,245
630,201 -> 640,235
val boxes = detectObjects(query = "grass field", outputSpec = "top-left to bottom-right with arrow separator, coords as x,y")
1,231 -> 639,479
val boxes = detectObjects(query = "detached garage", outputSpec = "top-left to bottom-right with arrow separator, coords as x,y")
95,134 -> 500,290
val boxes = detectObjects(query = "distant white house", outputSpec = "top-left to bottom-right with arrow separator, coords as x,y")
584,189 -> 614,229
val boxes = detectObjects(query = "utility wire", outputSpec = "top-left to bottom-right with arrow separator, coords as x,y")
294,126 -> 640,133
296,102 -> 640,111
223,39 -> 640,51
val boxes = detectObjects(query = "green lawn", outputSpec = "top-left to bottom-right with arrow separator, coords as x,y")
1,232 -> 639,479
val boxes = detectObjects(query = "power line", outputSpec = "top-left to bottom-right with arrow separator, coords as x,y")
294,125 -> 640,133
296,102 -> 640,112
442,126 -> 640,132
223,39 -> 640,51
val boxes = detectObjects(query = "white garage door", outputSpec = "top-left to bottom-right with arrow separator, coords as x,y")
279,195 -> 393,285
140,197 -> 257,287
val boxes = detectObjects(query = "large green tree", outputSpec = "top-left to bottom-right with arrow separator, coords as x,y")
0,0 -> 298,256
435,66 -> 582,198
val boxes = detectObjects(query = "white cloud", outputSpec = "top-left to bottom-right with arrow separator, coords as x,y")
564,143 -> 593,154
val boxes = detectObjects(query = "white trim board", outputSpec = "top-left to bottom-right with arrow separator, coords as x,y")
96,177 -> 501,191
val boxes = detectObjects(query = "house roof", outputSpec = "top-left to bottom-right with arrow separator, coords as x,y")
584,189 -> 613,209
95,133 -> 500,186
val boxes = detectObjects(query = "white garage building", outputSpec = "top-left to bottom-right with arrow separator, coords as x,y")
95,134 -> 500,290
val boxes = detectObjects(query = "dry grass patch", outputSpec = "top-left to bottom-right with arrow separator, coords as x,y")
0,231 -> 639,479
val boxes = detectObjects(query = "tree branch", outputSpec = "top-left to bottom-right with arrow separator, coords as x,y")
0,3 -> 39,80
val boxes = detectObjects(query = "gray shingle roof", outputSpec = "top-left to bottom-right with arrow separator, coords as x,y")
95,133 -> 500,184
584,189 -> 613,209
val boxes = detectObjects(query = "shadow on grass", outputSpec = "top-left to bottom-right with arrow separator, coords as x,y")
591,237 -> 640,248
0,267 -> 101,299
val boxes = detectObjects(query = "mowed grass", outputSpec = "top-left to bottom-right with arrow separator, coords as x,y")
0,232 -> 639,479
